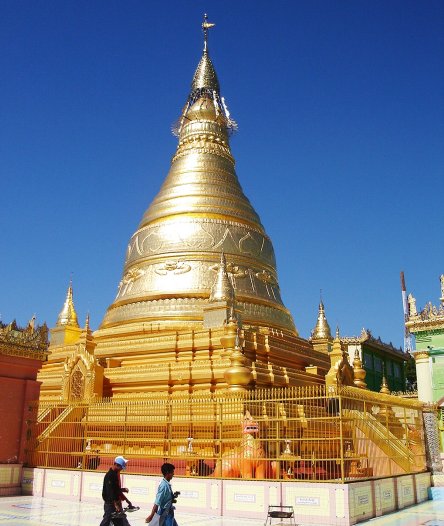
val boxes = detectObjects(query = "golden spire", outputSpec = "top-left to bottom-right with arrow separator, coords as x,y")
78,312 -> 95,352
332,327 -> 342,356
202,13 -> 215,51
209,251 -> 234,303
352,348 -> 367,389
378,367 -> 395,421
224,327 -> 252,392
325,326 -> 343,390
100,15 -> 296,336
56,281 -> 79,327
379,371 -> 391,395
84,313 -> 91,333
192,14 -> 219,92
311,299 -> 332,340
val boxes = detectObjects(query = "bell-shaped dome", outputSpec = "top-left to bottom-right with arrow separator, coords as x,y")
99,26 -> 296,336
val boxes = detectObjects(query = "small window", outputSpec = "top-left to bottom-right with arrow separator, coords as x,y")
374,357 -> 383,373
363,353 -> 373,369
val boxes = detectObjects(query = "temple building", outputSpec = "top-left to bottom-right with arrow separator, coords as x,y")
309,301 -> 407,392
0,318 -> 48,465
17,20 -> 434,524
37,18 -> 332,401
340,329 -> 407,392
407,274 -> 444,453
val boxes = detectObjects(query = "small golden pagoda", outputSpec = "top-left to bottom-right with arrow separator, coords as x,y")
37,17 -> 333,401
310,299 -> 333,354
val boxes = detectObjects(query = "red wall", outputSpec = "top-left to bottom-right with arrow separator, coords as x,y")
0,354 -> 42,463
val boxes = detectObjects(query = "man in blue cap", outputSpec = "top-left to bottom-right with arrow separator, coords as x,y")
99,456 -> 129,526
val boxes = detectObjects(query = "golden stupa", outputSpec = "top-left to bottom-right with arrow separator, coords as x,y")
37,16 -> 330,400
30,19 -> 427,492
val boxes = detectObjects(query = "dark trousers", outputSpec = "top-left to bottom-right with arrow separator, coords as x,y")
99,501 -> 124,526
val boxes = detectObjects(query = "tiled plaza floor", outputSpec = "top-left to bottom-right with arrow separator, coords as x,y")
0,496 -> 443,526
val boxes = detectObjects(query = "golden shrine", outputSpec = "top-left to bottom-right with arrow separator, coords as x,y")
37,16 -> 331,402
29,17 -> 427,485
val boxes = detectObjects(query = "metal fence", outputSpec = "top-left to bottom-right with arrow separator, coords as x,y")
25,385 -> 426,482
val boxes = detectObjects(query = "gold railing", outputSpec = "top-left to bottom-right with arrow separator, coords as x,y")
24,385 -> 426,482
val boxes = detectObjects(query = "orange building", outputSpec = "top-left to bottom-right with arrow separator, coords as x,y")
0,318 -> 48,464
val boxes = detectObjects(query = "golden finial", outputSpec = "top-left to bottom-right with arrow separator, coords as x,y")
380,373 -> 391,395
224,326 -> 252,392
220,309 -> 237,358
56,280 -> 79,327
331,327 -> 342,357
228,303 -> 237,324
191,15 -> 220,93
209,251 -> 234,303
202,13 -> 215,52
28,314 -> 36,332
352,348 -> 367,389
311,298 -> 332,340
234,327 -> 241,349
377,365 -> 396,421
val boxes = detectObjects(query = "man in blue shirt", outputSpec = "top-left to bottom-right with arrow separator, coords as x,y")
145,463 -> 178,526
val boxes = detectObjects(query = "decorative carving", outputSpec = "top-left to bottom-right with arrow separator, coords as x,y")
0,319 -> 48,360
117,266 -> 145,296
61,344 -> 101,401
423,409 -> 443,473
70,366 -> 85,400
255,270 -> 276,285
126,219 -> 275,265
155,261 -> 191,275
210,261 -> 248,279
421,302 -> 444,320
227,263 -> 248,278
340,328 -> 403,354
408,293 -> 418,317
414,351 -> 430,361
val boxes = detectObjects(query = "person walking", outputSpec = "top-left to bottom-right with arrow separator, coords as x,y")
99,456 -> 129,526
145,463 -> 178,526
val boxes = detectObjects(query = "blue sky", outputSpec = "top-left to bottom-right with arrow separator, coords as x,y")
1,1 -> 443,348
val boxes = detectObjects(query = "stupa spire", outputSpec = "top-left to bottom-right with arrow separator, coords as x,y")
191,15 -> 220,94
380,365 -> 391,395
202,13 -> 215,53
56,280 -> 79,327
209,251 -> 235,304
311,299 -> 332,340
